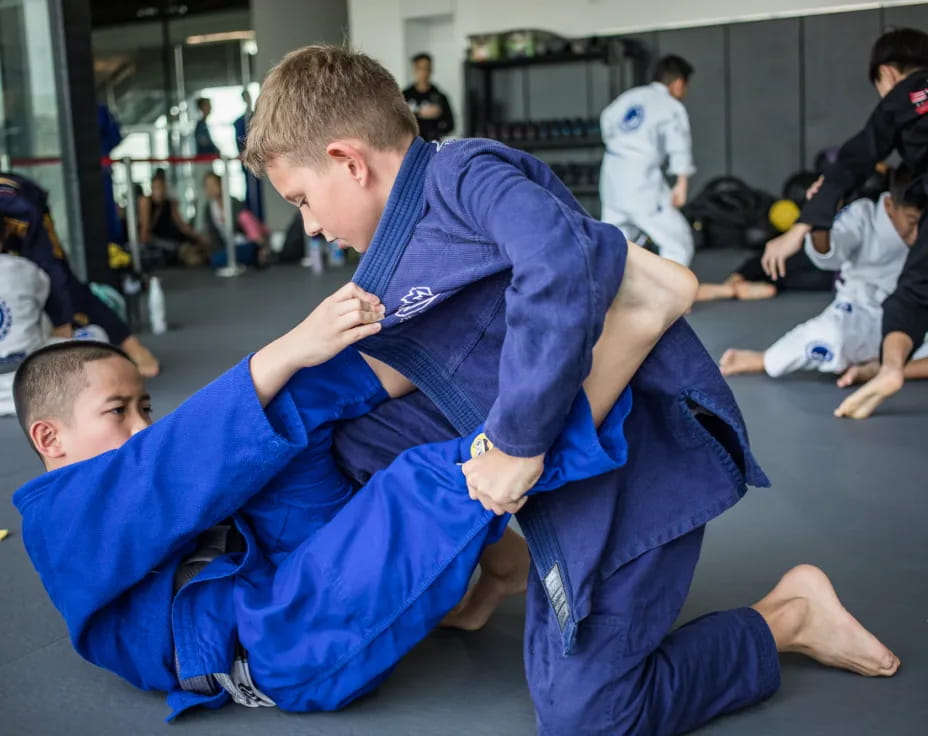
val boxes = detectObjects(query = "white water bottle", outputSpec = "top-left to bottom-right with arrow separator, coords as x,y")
148,276 -> 167,335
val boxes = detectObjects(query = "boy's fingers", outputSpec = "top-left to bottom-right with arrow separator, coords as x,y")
341,321 -> 381,346
333,281 -> 381,305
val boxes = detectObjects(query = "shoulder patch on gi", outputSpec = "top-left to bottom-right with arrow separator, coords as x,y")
397,285 -> 442,321
0,297 -> 11,342
619,105 -> 645,132
805,342 -> 835,363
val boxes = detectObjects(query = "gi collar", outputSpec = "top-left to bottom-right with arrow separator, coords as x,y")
353,136 -> 433,297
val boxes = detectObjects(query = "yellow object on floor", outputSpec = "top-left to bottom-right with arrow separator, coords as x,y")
0,529 -> 9,541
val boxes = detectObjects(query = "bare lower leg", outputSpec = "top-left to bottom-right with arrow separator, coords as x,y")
440,527 -> 530,631
583,243 -> 697,426
751,564 -> 899,677
696,282 -> 737,302
734,281 -> 779,300
719,349 -> 766,376
121,336 -> 161,378
835,332 -> 911,419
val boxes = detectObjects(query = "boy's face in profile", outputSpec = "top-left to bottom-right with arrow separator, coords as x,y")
39,357 -> 152,469
885,198 -> 922,246
266,156 -> 383,254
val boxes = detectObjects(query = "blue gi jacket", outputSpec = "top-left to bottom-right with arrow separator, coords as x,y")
350,137 -> 770,651
13,349 -> 632,719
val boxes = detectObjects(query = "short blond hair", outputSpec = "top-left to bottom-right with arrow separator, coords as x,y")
244,45 -> 418,175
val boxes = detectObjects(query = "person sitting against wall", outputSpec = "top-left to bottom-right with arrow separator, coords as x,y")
199,172 -> 270,269
138,169 -> 211,268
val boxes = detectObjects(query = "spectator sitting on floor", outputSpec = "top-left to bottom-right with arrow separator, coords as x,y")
199,172 -> 270,269
138,169 -> 210,267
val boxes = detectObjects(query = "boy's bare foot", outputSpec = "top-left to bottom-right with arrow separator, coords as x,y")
719,349 -> 765,376
836,361 -> 880,388
121,336 -> 161,378
834,367 -> 904,419
733,281 -> 778,300
753,564 -> 900,677
440,528 -> 530,631
696,283 -> 737,302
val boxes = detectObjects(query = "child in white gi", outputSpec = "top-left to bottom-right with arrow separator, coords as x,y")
1,252 -> 111,416
0,253 -> 49,415
600,55 -> 695,266
721,166 -> 928,378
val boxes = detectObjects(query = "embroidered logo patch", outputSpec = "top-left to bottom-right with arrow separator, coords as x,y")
0,297 -> 11,342
806,342 -> 835,363
470,432 -> 495,458
910,88 -> 928,115
833,301 -> 853,314
397,286 -> 442,321
619,105 -> 645,132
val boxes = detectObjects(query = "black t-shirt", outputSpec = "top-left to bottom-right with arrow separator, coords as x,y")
801,69 -> 928,229
403,84 -> 455,142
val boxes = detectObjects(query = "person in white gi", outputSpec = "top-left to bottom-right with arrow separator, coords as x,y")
719,166 -> 928,379
600,55 -> 695,266
1,253 -> 108,415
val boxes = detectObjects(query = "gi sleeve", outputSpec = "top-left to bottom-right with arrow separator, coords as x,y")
441,153 -> 625,457
663,103 -> 695,177
12,358 -> 318,634
800,101 -> 898,229
804,199 -> 867,271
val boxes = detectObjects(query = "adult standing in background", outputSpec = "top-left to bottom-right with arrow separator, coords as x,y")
600,55 -> 696,266
234,89 -> 264,219
403,53 -> 455,142
194,97 -> 220,156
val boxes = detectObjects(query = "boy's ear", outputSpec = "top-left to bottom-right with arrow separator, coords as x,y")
325,140 -> 371,186
29,419 -> 65,463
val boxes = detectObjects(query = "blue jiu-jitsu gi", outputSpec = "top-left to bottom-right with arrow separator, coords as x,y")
337,136 -> 780,736
12,347 -> 632,720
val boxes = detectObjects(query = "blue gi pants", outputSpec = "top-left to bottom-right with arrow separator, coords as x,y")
526,525 -> 780,735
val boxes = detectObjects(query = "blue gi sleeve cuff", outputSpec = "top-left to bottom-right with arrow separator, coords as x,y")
532,387 -> 632,491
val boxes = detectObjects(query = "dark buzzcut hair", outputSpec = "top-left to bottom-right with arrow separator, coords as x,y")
12,341 -> 132,437
653,55 -> 694,85
889,164 -> 925,209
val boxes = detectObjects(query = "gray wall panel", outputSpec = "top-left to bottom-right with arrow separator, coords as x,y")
884,3 -> 928,31
655,24 -> 727,192
803,10 -> 881,169
729,18 -> 801,195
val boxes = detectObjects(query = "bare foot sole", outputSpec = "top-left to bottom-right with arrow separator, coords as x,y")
122,338 -> 161,378
440,560 -> 530,632
836,362 -> 879,388
834,369 -> 904,419
696,283 -> 736,302
719,348 -> 765,376
754,564 -> 900,677
734,281 -> 778,300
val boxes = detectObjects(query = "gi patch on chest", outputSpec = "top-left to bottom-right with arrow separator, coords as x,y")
397,285 -> 442,321
0,297 -> 12,342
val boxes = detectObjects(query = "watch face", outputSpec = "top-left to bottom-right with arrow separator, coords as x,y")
470,433 -> 495,458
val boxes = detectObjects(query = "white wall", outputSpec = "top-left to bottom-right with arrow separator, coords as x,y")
350,0 -> 928,82
252,0 -> 349,228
